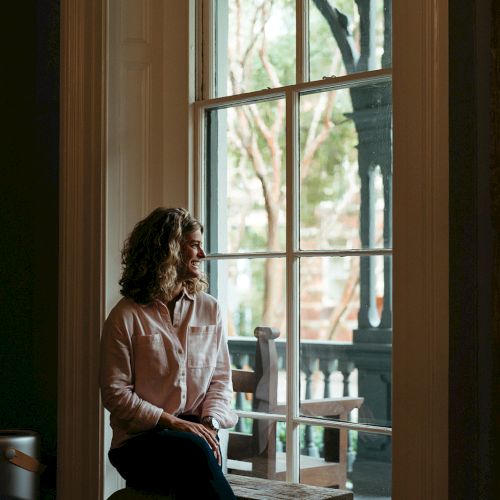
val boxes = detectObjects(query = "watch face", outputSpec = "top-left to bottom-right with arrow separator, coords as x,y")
209,417 -> 220,430
203,416 -> 220,430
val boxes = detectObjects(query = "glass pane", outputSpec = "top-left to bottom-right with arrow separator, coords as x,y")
309,0 -> 392,81
349,430 -> 392,498
227,419 -> 287,481
205,99 -> 286,254
207,258 -> 287,338
298,424 -> 391,498
298,423 -> 349,489
299,81 -> 392,250
215,0 -> 296,97
221,258 -> 288,481
299,256 -> 392,427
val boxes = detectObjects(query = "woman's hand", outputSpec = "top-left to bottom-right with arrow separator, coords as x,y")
159,413 -> 221,465
202,426 -> 221,466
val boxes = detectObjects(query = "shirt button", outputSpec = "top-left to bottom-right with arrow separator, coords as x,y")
178,349 -> 182,355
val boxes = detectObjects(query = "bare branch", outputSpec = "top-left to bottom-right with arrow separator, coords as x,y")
257,2 -> 282,88
247,104 -> 272,144
229,1 -> 267,94
301,91 -> 334,179
241,3 -> 267,66
234,107 -> 270,196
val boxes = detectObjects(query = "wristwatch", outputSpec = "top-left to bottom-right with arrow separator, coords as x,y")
202,416 -> 220,432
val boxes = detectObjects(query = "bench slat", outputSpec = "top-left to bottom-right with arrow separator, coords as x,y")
226,474 -> 353,500
227,431 -> 254,460
232,369 -> 257,393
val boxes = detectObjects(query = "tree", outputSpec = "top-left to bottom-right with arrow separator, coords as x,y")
221,0 -> 392,338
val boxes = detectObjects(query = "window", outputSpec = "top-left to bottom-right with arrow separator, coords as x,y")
61,1 -> 447,498
196,1 -> 392,496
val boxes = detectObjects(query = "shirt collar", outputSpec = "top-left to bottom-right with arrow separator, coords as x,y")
182,287 -> 196,301
153,287 -> 195,309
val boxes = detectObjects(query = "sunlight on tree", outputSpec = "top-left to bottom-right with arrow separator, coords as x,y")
220,0 -> 391,341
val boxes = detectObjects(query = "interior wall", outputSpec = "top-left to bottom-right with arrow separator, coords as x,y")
106,0 -> 192,313
1,0 -> 59,497
491,1 -> 500,498
104,1 -> 193,496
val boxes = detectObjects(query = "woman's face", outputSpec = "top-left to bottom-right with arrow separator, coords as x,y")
178,229 -> 205,280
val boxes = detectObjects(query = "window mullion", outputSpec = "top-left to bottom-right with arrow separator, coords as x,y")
296,0 -> 309,84
199,0 -> 215,100
192,103 -> 204,220
285,87 -> 300,484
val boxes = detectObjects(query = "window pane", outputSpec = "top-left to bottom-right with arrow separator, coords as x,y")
205,100 -> 286,254
299,81 -> 392,250
309,0 -> 392,81
207,258 -> 286,338
298,424 -> 391,498
218,257 -> 288,480
215,0 -> 296,97
297,423 -> 349,489
299,256 -> 392,427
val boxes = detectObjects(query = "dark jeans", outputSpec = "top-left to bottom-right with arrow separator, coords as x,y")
108,418 -> 235,499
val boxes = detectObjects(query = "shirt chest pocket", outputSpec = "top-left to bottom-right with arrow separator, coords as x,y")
187,325 -> 217,369
133,333 -> 168,379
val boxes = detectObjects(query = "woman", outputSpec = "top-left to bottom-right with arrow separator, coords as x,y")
100,207 -> 237,499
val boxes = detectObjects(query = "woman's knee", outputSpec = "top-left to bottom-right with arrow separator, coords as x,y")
150,430 -> 213,462
167,431 -> 214,462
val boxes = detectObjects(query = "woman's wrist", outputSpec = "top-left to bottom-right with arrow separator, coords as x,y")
158,411 -> 177,429
201,416 -> 220,432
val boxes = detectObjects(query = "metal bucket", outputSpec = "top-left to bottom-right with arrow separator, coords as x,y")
0,430 -> 42,500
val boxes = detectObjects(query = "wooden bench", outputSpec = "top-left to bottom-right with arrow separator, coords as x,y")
227,474 -> 353,499
108,474 -> 353,499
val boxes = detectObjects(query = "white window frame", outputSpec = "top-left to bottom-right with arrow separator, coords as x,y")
194,1 -> 394,483
58,0 -> 447,498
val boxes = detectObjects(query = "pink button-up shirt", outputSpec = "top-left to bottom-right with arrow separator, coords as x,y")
100,289 -> 238,449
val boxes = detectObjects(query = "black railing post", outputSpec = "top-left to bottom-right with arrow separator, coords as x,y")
301,356 -> 319,457
340,361 -> 356,473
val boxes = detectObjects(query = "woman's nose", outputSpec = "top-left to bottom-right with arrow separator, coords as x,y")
198,247 -> 206,258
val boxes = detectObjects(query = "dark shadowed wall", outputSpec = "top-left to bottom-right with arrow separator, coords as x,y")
449,0 -> 497,498
2,1 -> 59,497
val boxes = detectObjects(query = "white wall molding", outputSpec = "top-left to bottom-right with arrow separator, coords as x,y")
393,0 -> 449,498
59,0 -> 106,499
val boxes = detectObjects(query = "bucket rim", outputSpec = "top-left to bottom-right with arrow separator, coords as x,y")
0,429 -> 40,437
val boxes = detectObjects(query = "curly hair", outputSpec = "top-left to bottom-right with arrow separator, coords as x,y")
119,207 -> 208,304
